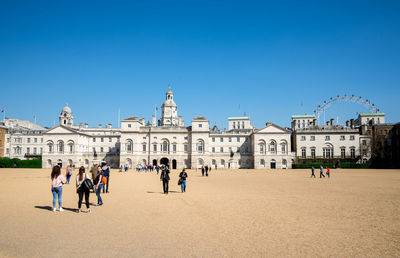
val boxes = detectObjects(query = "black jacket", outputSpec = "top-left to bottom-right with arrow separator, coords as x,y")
160,169 -> 170,181
179,172 -> 188,180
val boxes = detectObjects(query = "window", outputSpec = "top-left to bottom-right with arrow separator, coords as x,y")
162,141 -> 169,152
6,148 -> 9,154
341,148 -> 345,158
153,144 -> 157,152
301,149 -> 306,158
229,147 -> 232,153
184,145 -> 188,152
301,136 -> 306,141
34,138 -> 37,143
58,142 -> 64,153
242,121 -> 244,129
269,142 -> 276,152
197,141 -> 204,152
41,138 -> 43,143
260,144 -> 264,153
100,147 -> 104,152
128,124 -> 131,128
126,141 -> 132,152
229,137 -> 232,142
101,138 -> 104,142
311,149 -> 315,158
281,144 -> 286,154
237,137 -> 240,142
173,144 -> 177,152
93,138 -> 96,142
325,136 -> 330,141
40,148 -> 43,154
233,122 -> 235,129
220,147 -> 223,152
109,147 -> 111,152
260,159 -> 265,166
198,124 -> 202,128
27,138 -> 30,143
142,144 -> 146,152
109,138 -> 112,142
323,148 -> 333,158
212,138 -> 215,142
310,136 -> 315,141
212,147 -> 215,153
93,147 -> 96,153
350,135 -> 355,140
220,137 -> 223,142
48,144 -> 53,153
340,136 -> 345,141
350,148 -> 355,158
26,147 -> 30,154
69,144 -> 73,153
362,140 -> 367,146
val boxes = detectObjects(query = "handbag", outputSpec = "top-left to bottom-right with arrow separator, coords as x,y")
83,178 -> 94,190
178,178 -> 183,185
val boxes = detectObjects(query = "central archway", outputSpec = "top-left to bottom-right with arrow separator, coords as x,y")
160,157 -> 169,167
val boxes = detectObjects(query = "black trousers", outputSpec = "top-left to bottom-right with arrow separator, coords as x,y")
78,188 -> 90,209
162,179 -> 169,193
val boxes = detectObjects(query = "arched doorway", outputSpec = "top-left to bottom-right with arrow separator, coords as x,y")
270,159 -> 276,169
172,159 -> 177,169
152,159 -> 157,166
160,157 -> 169,167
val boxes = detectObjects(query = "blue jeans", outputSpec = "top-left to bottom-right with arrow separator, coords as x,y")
181,180 -> 186,192
51,186 -> 63,208
66,175 -> 71,184
103,176 -> 109,193
96,184 -> 103,204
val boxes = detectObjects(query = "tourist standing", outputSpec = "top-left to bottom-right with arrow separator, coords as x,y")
90,163 -> 98,184
310,167 -> 316,178
179,168 -> 188,193
326,167 -> 331,178
66,165 -> 72,184
51,165 -> 66,212
102,162 -> 110,193
156,166 -> 160,175
320,165 -> 325,178
201,165 -> 205,176
160,165 -> 170,194
205,165 -> 209,176
76,166 -> 91,213
95,166 -> 104,206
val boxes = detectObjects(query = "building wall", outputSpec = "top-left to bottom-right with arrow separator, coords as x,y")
0,127 -> 7,157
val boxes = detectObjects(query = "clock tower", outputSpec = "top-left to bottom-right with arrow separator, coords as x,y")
160,85 -> 179,126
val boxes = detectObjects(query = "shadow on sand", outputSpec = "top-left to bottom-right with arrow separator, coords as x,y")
34,205 -> 81,212
146,191 -> 181,194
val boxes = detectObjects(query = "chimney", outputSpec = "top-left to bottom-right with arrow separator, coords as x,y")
346,120 -> 349,127
152,115 -> 156,127
108,123 -> 112,128
350,119 -> 355,128
84,123 -> 88,128
98,123 -> 102,128
330,118 -> 334,126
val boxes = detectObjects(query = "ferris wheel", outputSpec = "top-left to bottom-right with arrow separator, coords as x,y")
313,94 -> 380,123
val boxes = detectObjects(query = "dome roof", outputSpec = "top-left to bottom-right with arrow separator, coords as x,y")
62,104 -> 71,113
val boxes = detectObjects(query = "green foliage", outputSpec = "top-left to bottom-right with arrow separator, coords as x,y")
293,162 -> 333,169
0,158 -> 42,168
340,162 -> 371,169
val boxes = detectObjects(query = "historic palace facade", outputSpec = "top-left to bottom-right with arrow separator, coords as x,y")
2,87 -> 389,169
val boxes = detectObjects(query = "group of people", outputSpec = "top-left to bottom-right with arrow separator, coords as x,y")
310,166 -> 331,178
159,165 -> 188,194
50,161 -> 111,213
201,165 -> 211,176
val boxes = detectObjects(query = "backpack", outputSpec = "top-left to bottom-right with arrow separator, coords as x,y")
83,177 -> 94,190
101,175 -> 107,185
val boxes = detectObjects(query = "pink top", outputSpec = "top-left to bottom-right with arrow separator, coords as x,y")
52,174 -> 66,188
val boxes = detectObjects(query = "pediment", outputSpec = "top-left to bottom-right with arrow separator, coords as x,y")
256,123 -> 289,134
45,126 -> 78,135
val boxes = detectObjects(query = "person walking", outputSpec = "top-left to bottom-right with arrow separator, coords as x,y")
76,166 -> 91,213
179,168 -> 188,193
320,165 -> 325,178
95,166 -> 104,206
66,165 -> 72,184
310,167 -> 316,178
205,165 -> 209,177
51,165 -> 66,212
326,167 -> 331,178
160,165 -> 170,194
201,165 -> 205,176
102,162 -> 110,194
156,166 -> 160,175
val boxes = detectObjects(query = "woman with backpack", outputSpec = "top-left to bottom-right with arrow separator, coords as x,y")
76,166 -> 91,213
51,165 -> 66,212
95,166 -> 104,206
66,165 -> 72,184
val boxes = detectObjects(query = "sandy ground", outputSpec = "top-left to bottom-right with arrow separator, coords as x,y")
0,168 -> 399,257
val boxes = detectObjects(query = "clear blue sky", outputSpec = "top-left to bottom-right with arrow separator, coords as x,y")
1,0 -> 399,129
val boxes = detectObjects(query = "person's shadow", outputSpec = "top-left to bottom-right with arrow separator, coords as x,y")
34,205 -> 78,212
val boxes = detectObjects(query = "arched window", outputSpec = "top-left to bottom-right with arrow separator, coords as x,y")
197,140 -> 204,153
220,159 -> 225,167
47,159 -> 52,167
269,141 -> 276,152
212,159 -> 216,165
162,140 -> 169,152
126,140 -> 132,153
67,140 -> 74,153
282,159 -> 287,168
281,143 -> 286,154
260,159 -> 265,166
259,144 -> 264,154
47,141 -> 54,153
198,159 -> 203,166
58,141 -> 64,153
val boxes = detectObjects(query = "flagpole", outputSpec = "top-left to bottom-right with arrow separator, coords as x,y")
118,108 -> 120,128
